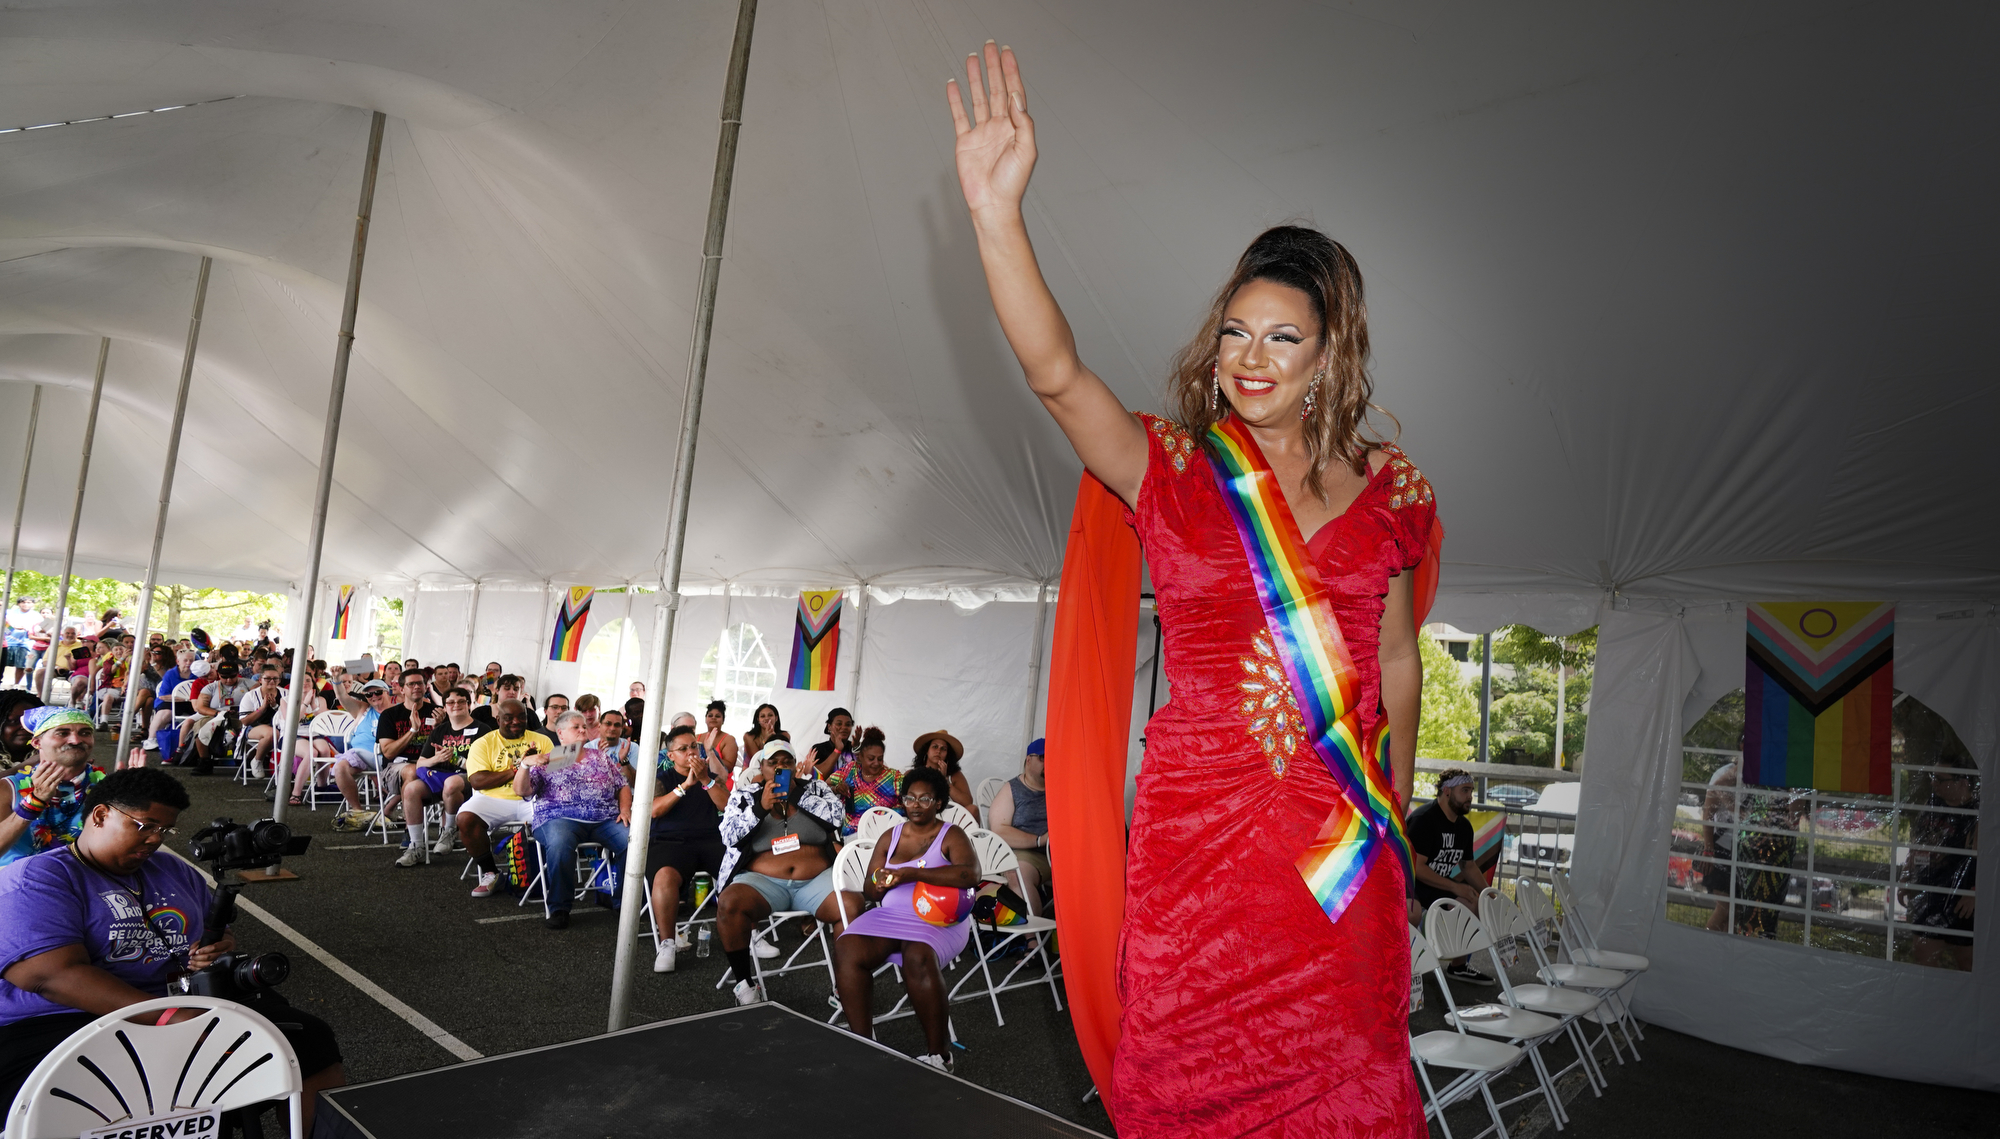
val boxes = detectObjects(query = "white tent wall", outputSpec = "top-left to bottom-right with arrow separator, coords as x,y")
1571,602 -> 1999,1090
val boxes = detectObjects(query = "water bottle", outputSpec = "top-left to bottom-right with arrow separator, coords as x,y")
693,872 -> 713,911
1409,972 -> 1425,1013
695,927 -> 712,958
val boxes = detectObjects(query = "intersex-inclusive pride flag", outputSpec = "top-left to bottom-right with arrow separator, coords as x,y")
549,587 -> 595,662
330,585 -> 355,640
1466,808 -> 1507,881
787,589 -> 843,691
1745,602 -> 1894,794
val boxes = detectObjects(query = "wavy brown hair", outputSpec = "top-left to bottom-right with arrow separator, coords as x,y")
1166,225 -> 1393,499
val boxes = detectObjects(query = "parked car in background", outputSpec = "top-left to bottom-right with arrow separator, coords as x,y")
1485,784 -> 1541,809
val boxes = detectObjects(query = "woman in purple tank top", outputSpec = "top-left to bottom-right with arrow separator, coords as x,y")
833,766 -> 980,1071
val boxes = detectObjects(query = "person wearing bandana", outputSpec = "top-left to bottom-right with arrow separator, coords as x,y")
1405,770 -> 1493,984
0,709 -> 104,868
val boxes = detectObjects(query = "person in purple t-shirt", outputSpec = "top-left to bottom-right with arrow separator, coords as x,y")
514,712 -> 632,931
0,768 -> 345,1129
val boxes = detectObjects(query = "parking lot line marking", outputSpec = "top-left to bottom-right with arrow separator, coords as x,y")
475,913 -> 545,925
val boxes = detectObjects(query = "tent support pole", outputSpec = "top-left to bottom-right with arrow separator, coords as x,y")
1477,631 -> 1492,766
1022,581 -> 1051,748
118,259 -> 210,766
613,584 -> 633,694
42,340 -> 109,701
273,110 -> 386,827
610,0 -> 760,1032
0,385 -> 42,643
462,580 -> 483,670
848,584 -> 870,716
1554,638 -> 1565,770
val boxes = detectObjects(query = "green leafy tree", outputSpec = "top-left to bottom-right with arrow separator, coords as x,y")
1417,633 -> 1478,761
2,571 -> 137,626
1473,624 -> 1596,767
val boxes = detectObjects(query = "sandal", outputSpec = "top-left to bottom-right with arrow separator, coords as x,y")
287,794 -> 305,806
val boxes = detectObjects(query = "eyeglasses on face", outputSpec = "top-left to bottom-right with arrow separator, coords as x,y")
901,793 -> 939,806
108,806 -> 177,838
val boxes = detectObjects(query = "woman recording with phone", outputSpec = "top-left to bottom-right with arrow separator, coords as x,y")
0,768 -> 344,1129
711,739 -> 846,1007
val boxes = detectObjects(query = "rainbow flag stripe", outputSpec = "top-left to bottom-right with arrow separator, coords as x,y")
1745,602 -> 1894,793
787,589 -> 843,690
1206,417 -> 1413,924
548,586 -> 594,662
330,584 -> 354,640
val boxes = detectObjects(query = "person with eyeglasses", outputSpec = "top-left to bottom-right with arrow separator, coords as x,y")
1,709 -> 104,868
712,739 -> 849,1005
646,724 -> 731,973
0,767 -> 347,1127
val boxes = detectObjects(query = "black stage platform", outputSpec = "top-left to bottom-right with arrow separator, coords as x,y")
313,1003 -> 1111,1138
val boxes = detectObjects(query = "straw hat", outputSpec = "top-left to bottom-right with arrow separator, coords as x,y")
912,729 -> 963,765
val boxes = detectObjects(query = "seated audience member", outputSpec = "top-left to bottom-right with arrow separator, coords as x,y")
574,693 -> 602,733
90,639 -> 130,730
808,708 -> 856,779
0,691 -> 43,774
740,703 -> 783,768
596,709 -> 637,762
62,635 -> 92,708
1,709 -> 103,866
912,730 -> 978,817
698,700 -> 738,777
624,681 -> 646,736
380,659 -> 403,687
293,679 -> 394,825
474,662 -> 503,705
425,662 -> 462,705
987,737 -> 1052,904
473,676 -> 544,734
714,740 -> 848,1004
514,712 -> 632,930
833,765 -> 980,1071
141,648 -> 194,755
459,700 -> 555,898
830,726 -> 902,837
0,768 -> 345,1124
374,671 -> 439,801
1409,768 -> 1492,983
539,694 -> 570,728
394,688 -> 482,866
44,629 -> 82,699
648,724 -> 731,972
239,666 -> 287,778
186,661 -> 248,774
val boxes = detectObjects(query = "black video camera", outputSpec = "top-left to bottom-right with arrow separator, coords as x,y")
176,950 -> 291,1001
187,817 -> 310,873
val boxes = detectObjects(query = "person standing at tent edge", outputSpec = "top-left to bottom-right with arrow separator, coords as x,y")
948,43 -> 1441,1138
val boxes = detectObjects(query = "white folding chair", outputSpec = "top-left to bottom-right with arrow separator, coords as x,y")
1468,892 -> 1608,1096
938,802 -> 979,832
161,680 -> 197,763
520,839 -> 610,918
301,710 -> 357,811
1549,870 -> 1653,974
4,995 -> 303,1139
854,806 -> 904,843
975,776 -> 1007,825
1416,915 -> 1571,1130
948,827 -> 1062,1026
1408,925 -> 1527,1139
1510,882 -> 1641,1064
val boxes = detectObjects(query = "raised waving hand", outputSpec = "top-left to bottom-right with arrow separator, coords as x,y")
945,44 -> 1146,504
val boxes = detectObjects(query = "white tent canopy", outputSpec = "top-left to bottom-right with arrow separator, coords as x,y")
1,0 -> 1994,1088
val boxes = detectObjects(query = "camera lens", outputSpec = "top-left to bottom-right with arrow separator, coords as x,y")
232,952 -> 291,991
249,820 -> 293,854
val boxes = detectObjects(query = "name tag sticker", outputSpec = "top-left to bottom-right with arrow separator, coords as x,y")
770,833 -> 801,856
86,1109 -> 221,1139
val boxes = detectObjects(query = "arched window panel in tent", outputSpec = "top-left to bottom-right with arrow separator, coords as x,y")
1669,691 -> 1978,972
699,623 -> 775,711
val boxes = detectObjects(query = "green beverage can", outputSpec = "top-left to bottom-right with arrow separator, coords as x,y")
693,872 -> 713,910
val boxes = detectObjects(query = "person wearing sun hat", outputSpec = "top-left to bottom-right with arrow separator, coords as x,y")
0,708 -> 104,867
910,729 -> 976,817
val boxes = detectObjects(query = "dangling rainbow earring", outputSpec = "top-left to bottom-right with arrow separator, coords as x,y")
1209,363 -> 1220,414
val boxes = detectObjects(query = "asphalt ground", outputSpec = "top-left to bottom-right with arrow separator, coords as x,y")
124,742 -> 1995,1138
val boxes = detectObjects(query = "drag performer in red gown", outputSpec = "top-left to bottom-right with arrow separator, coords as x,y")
948,44 -> 1438,1138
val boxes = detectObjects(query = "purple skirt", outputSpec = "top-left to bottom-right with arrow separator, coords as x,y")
840,883 -> 974,966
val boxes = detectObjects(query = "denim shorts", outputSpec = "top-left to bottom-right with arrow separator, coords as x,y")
731,868 -> 837,916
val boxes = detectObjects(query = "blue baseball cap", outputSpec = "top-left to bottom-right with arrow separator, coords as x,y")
1026,738 -> 1045,757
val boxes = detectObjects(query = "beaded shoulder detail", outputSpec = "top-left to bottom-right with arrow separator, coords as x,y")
1140,413 -> 1199,475
1377,444 -> 1434,511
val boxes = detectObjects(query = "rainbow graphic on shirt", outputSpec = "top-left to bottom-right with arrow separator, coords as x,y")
548,586 -> 594,662
786,589 -> 843,691
1206,416 -> 1413,926
330,584 -> 354,640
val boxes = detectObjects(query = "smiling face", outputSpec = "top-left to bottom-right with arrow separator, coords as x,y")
828,714 -> 852,746
1216,278 -> 1328,427
857,742 -> 886,778
36,721 -> 94,771
2,705 -> 33,757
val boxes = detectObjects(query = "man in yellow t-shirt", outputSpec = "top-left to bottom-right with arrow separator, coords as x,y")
457,699 -> 554,898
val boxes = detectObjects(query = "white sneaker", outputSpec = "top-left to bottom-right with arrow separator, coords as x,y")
752,937 -> 780,960
732,978 -> 766,1006
470,871 -> 499,898
654,942 -> 677,974
917,1053 -> 956,1074
430,830 -> 456,855
394,844 -> 425,868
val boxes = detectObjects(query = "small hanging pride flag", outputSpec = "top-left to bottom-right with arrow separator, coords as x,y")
549,586 -> 595,662
330,585 -> 355,640
1746,602 -> 1893,794
787,589 -> 843,690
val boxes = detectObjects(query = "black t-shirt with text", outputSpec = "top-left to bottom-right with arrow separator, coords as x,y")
376,702 -> 440,758
421,718 -> 489,771
1407,800 -> 1477,907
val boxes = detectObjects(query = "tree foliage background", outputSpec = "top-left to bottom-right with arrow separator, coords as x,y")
1470,625 -> 1596,767
4,572 -> 285,640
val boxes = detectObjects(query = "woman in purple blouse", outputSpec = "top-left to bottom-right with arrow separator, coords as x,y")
514,712 -> 632,930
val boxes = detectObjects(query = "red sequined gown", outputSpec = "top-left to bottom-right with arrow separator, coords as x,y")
1113,414 -> 1436,1138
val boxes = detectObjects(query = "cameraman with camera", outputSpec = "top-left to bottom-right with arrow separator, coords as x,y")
0,768 -> 344,1127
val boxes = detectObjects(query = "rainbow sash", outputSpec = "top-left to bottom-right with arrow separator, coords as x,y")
1206,416 -> 1414,924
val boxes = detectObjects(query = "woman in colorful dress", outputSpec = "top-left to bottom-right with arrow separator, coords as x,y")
830,726 -> 902,837
948,45 -> 1437,1137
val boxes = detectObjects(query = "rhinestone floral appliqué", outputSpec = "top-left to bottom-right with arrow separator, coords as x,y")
1145,415 -> 1197,474
1381,446 -> 1434,511
1238,629 -> 1304,779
